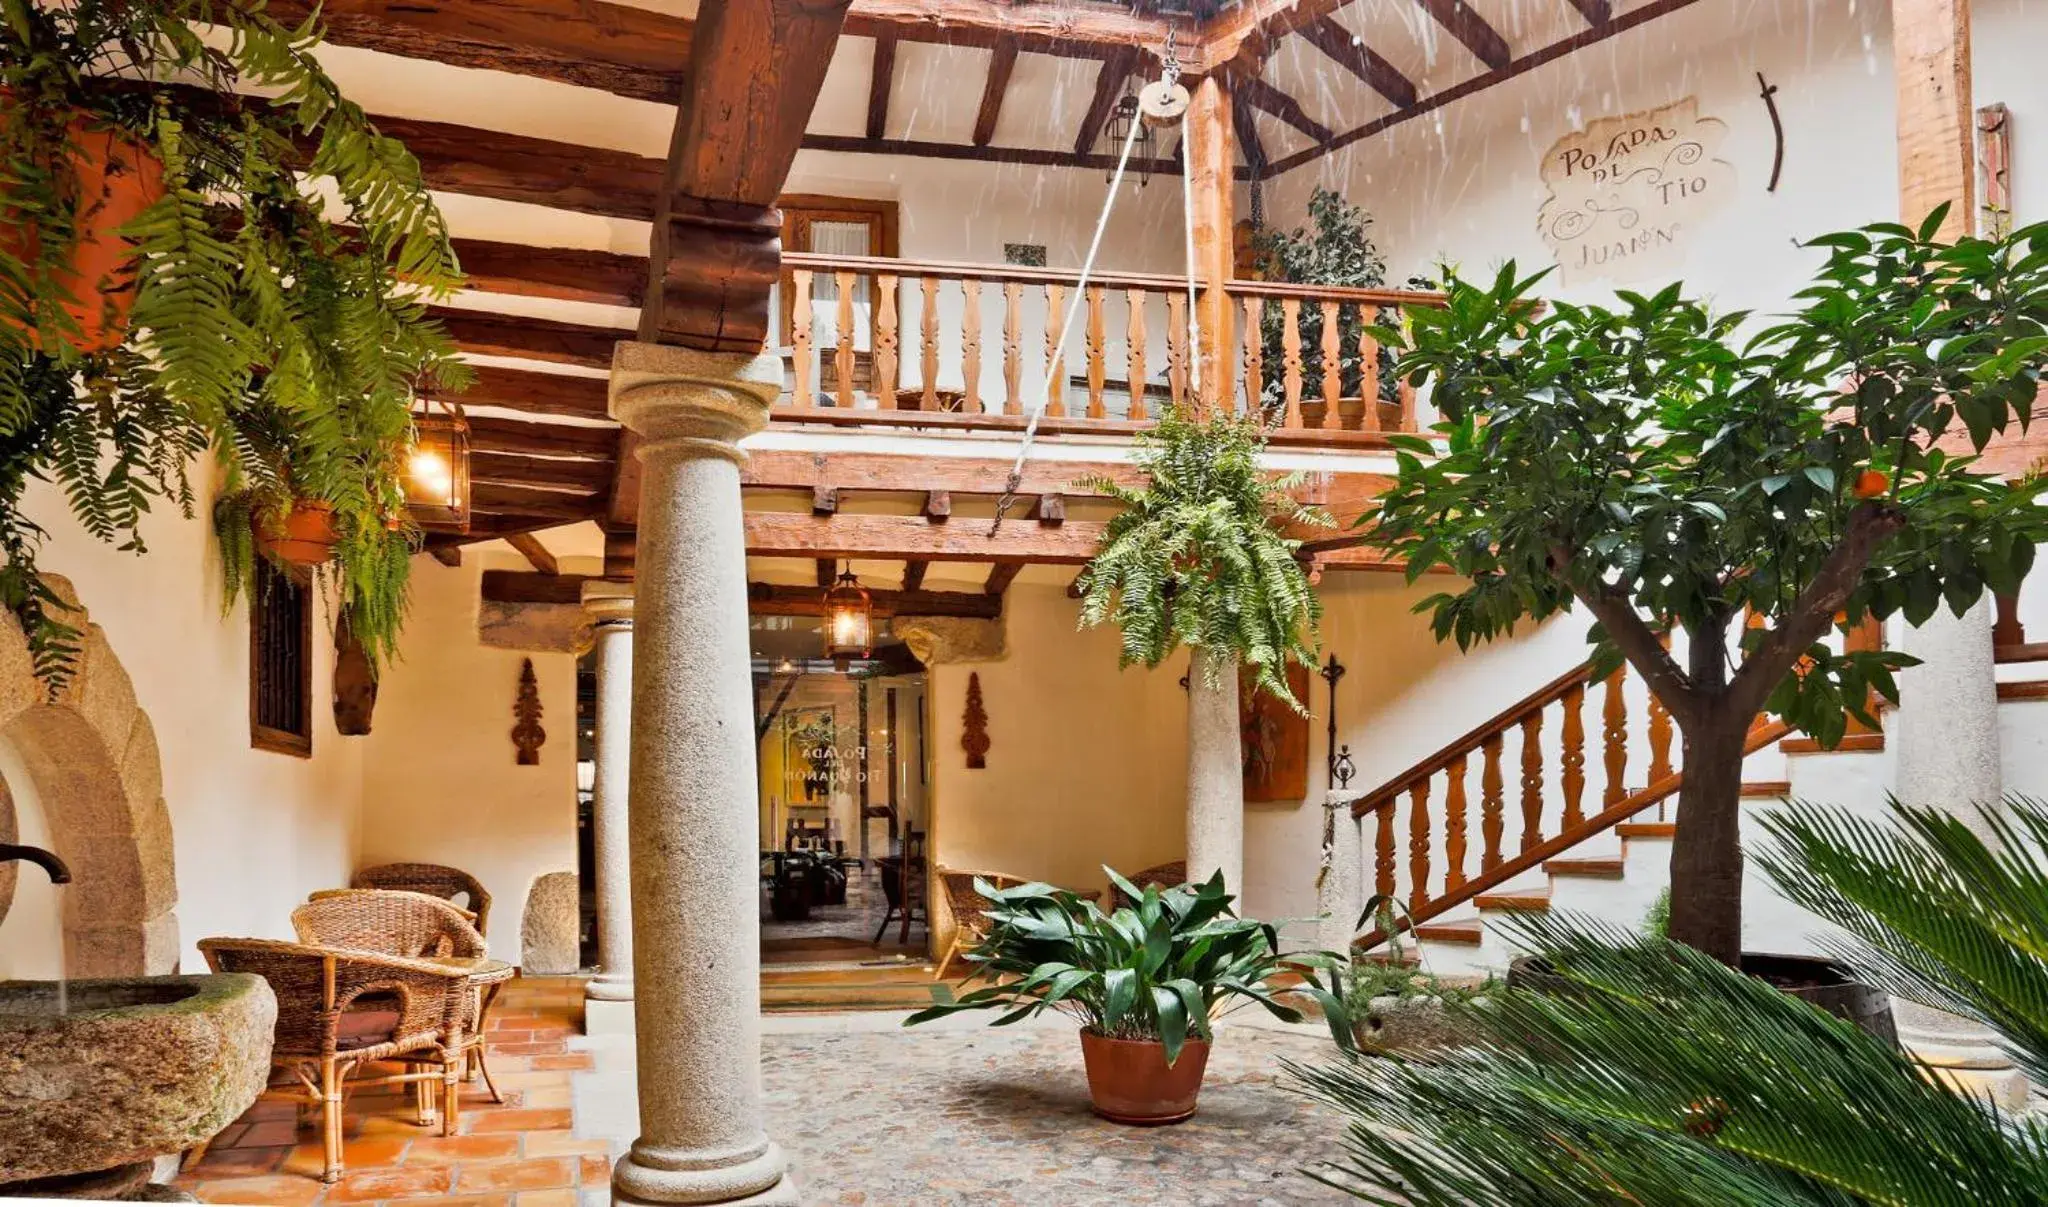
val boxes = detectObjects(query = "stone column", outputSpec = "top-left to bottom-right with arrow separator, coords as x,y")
581,583 -> 635,1037
1316,790 -> 1366,956
607,343 -> 796,1206
1186,648 -> 1244,894
1891,598 -> 2027,1106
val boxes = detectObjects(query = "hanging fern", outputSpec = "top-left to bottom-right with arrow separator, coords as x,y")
0,0 -> 467,687
1075,408 -> 1329,709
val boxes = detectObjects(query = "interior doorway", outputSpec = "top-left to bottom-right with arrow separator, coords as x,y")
752,614 -> 929,968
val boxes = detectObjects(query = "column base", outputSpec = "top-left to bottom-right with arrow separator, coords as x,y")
583,995 -> 636,1038
611,1143 -> 797,1206
1899,1004 -> 2031,1110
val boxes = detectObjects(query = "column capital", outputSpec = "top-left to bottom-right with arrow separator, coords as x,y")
582,580 -> 636,627
608,342 -> 781,463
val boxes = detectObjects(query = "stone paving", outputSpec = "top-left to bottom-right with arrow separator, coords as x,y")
183,977 -> 1361,1207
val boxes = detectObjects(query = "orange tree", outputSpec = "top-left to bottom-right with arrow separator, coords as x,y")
1369,209 -> 2048,964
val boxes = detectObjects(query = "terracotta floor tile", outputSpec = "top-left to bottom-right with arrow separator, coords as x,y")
377,1195 -> 512,1207
455,1157 -> 576,1193
194,1175 -> 325,1207
575,1154 -> 609,1185
463,1109 -> 573,1134
280,1137 -> 409,1177
518,1135 -> 609,1159
513,1189 -> 580,1207
493,1041 -> 568,1056
517,1086 -> 573,1110
190,1145 -> 292,1177
407,1134 -> 524,1165
352,1113 -> 442,1140
528,1054 -> 593,1072
326,1162 -> 457,1203
236,1118 -> 304,1148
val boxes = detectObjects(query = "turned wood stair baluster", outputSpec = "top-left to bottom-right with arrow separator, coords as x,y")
791,269 -> 814,409
1280,299 -> 1304,429
1166,294 -> 1189,410
874,272 -> 900,408
1561,683 -> 1586,829
834,272 -> 856,406
1408,781 -> 1431,911
1241,297 -> 1264,415
1603,670 -> 1628,806
1126,290 -> 1148,421
1519,713 -> 1544,855
1480,734 -> 1504,872
1359,309 -> 1381,433
1319,300 -> 1342,431
1445,753 -> 1469,892
1375,800 -> 1396,899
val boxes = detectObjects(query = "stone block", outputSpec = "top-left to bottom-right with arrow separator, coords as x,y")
521,871 -> 582,975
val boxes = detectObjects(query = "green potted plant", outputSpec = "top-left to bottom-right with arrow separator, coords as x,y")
1,0 -> 467,684
1076,409 -> 1327,882
906,870 -> 1353,1124
1368,210 -> 2048,967
1250,187 -> 1402,427
1292,796 -> 2048,1205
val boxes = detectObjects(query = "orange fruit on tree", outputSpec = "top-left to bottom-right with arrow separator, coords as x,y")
1852,469 -> 1890,499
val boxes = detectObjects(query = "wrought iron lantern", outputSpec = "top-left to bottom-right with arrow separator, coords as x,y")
404,396 -> 470,531
1103,89 -> 1155,185
824,567 -> 873,666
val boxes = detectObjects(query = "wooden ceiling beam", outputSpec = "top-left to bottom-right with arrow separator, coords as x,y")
746,511 -> 1106,563
740,449 -> 1140,495
450,237 -> 646,308
471,482 -> 606,521
1564,0 -> 1613,25
466,414 -> 620,459
1297,17 -> 1417,109
902,560 -> 929,590
843,0 -> 1176,59
504,532 -> 560,575
972,39 -> 1018,147
801,133 -> 1206,177
375,114 -> 663,220
1236,75 -> 1332,143
867,33 -> 899,141
1231,94 -> 1267,174
261,0 -> 692,102
984,563 -> 1023,595
471,450 -> 617,492
1073,50 -> 1136,156
483,569 -> 1001,617
1196,0 -> 1348,75
430,306 -> 628,370
461,364 -> 611,419
1415,0 -> 1512,71
1032,493 -> 1066,526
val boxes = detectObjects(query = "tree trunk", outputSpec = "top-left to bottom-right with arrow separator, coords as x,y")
1186,648 -> 1244,893
1665,712 -> 1750,966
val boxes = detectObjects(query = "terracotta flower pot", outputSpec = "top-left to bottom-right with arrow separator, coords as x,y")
255,501 -> 341,567
1077,1029 -> 1212,1125
0,112 -> 166,354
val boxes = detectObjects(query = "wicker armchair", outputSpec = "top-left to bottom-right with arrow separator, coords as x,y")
1109,860 -> 1187,910
933,868 -> 1025,980
295,890 -> 486,960
351,863 -> 492,936
199,938 -> 472,1183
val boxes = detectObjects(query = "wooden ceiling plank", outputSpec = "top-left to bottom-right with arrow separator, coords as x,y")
972,39 -> 1019,147
867,33 -> 899,141
1298,16 -> 1418,109
430,306 -> 628,370
1415,0 -> 1512,71
741,449 -> 1140,495
1072,49 -> 1136,156
470,450 -> 617,492
466,414 -> 620,459
746,511 -> 1106,563
1236,75 -> 1333,143
449,238 -> 646,309
461,364 -> 611,419
484,569 -> 1001,617
802,133 -> 1203,177
844,0 -> 1173,59
505,532 -> 561,575
470,483 -> 607,522
376,114 -> 663,221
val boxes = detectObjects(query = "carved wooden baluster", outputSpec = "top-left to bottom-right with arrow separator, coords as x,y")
1003,281 -> 1023,415
1166,294 -> 1189,409
874,272 -> 900,409
1560,683 -> 1586,829
1398,375 -> 1418,432
1359,308 -> 1382,433
1280,299 -> 1304,429
1480,734 -> 1505,871
1320,300 -> 1343,431
1241,296 -> 1264,414
961,278 -> 982,413
920,275 -> 941,410
1647,690 -> 1674,821
1444,753 -> 1469,892
1374,802 -> 1396,899
1519,713 -> 1544,854
1408,781 -> 1432,910
1044,283 -> 1065,417
834,272 -> 856,407
1603,669 -> 1628,806
1126,289 -> 1148,421
790,269 -> 814,409
1085,285 -> 1107,419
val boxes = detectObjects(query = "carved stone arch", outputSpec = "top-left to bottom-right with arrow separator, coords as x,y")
0,576 -> 177,975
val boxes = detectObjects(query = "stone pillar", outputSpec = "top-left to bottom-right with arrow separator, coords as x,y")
607,343 -> 796,1206
1316,790 -> 1366,956
1891,599 -> 2026,1106
1186,648 -> 1244,894
582,583 -> 635,1037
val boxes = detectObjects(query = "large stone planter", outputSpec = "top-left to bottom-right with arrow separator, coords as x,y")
1352,994 -> 1488,1056
0,974 -> 276,1190
1508,952 -> 1897,1045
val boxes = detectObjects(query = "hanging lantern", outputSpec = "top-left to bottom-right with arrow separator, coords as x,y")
824,567 -> 873,666
1103,89 -> 1155,186
404,396 -> 470,531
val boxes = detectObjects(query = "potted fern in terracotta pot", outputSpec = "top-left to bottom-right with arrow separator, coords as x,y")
1,0 -> 468,686
906,870 -> 1353,1125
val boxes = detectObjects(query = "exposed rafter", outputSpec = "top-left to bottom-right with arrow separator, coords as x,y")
1564,0 -> 1613,25
984,563 -> 1023,596
376,114 -> 662,220
1072,49 -> 1137,156
462,364 -> 610,419
867,33 -> 899,140
1415,0 -> 1512,71
472,450 -> 616,492
1235,74 -> 1333,144
802,133 -> 1201,177
466,414 -> 620,460
505,532 -> 560,575
1297,16 -> 1417,109
843,0 -> 1178,60
429,306 -> 628,370
972,38 -> 1019,146
448,237 -> 646,309
1231,93 -> 1268,173
482,569 -> 1004,617
746,511 -> 1106,563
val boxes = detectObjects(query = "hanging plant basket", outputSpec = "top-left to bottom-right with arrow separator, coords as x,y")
0,115 -> 164,354
254,501 -> 341,568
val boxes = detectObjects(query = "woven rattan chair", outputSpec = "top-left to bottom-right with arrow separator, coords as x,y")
351,863 -> 492,936
1109,860 -> 1187,910
294,890 -> 505,1105
199,938 -> 472,1183
933,868 -> 1026,980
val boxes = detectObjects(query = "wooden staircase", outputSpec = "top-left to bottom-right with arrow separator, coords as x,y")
1352,655 -> 1789,962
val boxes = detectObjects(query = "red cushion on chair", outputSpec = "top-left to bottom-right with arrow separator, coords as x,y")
336,1008 -> 402,1051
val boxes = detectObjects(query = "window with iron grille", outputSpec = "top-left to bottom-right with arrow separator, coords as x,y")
250,559 -> 312,757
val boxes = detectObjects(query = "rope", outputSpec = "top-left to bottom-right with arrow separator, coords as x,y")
988,108 -> 1150,536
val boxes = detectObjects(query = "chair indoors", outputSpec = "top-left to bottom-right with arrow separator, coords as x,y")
198,938 -> 473,1183
933,867 -> 1025,980
1109,860 -> 1188,910
350,862 -> 492,936
873,828 -> 927,947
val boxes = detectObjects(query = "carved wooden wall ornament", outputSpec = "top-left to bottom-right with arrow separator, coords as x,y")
513,657 -> 546,765
332,615 -> 378,736
962,671 -> 989,770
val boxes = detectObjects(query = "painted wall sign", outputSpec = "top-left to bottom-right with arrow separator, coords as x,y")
1538,98 -> 1736,286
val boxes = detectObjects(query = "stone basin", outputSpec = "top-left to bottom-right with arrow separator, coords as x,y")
0,974 -> 276,1188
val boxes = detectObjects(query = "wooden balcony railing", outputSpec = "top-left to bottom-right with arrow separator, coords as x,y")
1352,656 -> 1789,944
773,252 -> 1446,444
